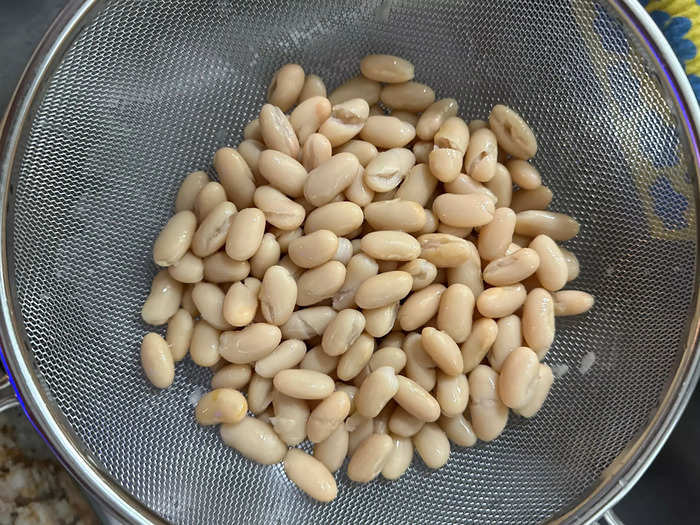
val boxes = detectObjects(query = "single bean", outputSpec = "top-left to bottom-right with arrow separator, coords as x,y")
529,234 -> 567,291
220,416 -> 286,464
254,340 -> 305,378
515,210 -> 580,241
237,139 -> 264,179
488,314 -> 522,372
212,363 -> 251,390
413,422 -> 450,469
369,346 -> 406,374
304,201 -> 364,236
511,185 -> 553,214
478,207 -> 516,261
360,115 -> 416,149
142,270 -> 183,325
322,309 -> 366,356
250,233 -> 281,279
247,373 -> 274,414
273,369 -> 335,399
417,233 -> 472,267
360,54 -> 414,83
434,116 -> 469,154
258,149 -> 308,198
380,81 -> 435,111
202,253 -> 249,284
489,104 -> 537,159
461,318 -> 498,373
393,375 -> 440,422
168,251 -> 203,284
329,76 -> 381,105
258,265 -> 297,326
381,436 -> 413,480
141,333 -> 174,388
307,391 -> 351,444
288,229 -> 338,269
299,74 -> 327,102
334,139 -> 378,167
356,366 -> 400,418
337,333 -> 375,381
190,320 -> 221,367
319,98 -> 370,147
219,323 -> 281,363
191,201 -> 237,257
301,133 -> 332,172
347,433 -> 394,482
506,159 -> 541,190
300,345 -> 339,375
175,170 -> 209,212
396,163 -> 438,207
485,163 -> 513,208
464,128 -> 498,182
195,388 -> 247,426
439,413 -> 477,447
560,247 -> 580,281
476,283 -> 527,318
296,261 -> 346,306
354,271 -> 413,309
333,237 -> 353,265
391,110 -> 419,127
398,283 -> 445,331
360,230 -> 421,262
468,365 -> 508,441
225,207 -> 266,261
284,449 -> 337,503
244,119 -> 262,141
271,390 -> 309,446
435,371 -> 469,416
437,283 -> 474,343
429,148 -> 463,183
267,63 -> 305,112
153,210 -> 197,267
289,95 -> 332,145
483,248 -> 540,286
259,103 -> 300,159
515,363 -> 553,418
221,277 -> 259,326
194,182 -> 226,222
498,346 -> 540,409
281,306 -> 337,340
364,148 -> 415,192
166,308 -> 193,361
446,244 -> 483,297
416,98 -> 458,141
553,290 -> 594,316
522,288 -> 555,359
400,258 -> 437,291
314,425 -> 349,473
364,199 -> 426,233
412,141 -> 433,164
421,327 -> 463,376
254,186 -> 306,231
346,416 -> 376,453
213,147 -> 256,210
333,253 -> 379,310
304,152 -> 361,206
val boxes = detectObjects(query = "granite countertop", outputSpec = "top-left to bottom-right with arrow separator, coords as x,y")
1,1 -> 699,524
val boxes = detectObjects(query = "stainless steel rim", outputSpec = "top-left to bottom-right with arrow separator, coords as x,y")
0,1 -> 698,523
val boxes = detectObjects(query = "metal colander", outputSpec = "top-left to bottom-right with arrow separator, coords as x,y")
1,0 -> 699,523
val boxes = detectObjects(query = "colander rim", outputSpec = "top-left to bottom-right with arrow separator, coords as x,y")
0,1 -> 698,524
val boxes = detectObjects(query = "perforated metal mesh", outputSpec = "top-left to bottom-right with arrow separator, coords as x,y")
5,0 -> 698,523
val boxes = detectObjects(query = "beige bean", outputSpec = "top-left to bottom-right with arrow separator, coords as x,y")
439,413 -> 477,447
478,207 -> 516,261
369,347 -> 406,374
436,223 -> 471,238
258,150 -> 307,198
202,253 -> 249,284
301,133 -> 332,172
281,306 -> 337,340
489,104 -> 537,159
360,231 -> 421,262
380,81 -> 435,112
360,116 -> 415,149
225,207 -> 265,261
522,288 -> 555,359
329,76 -> 381,105
221,278 -> 259,327
237,139 -> 264,179
553,290 -> 594,316
379,331 -> 405,349
142,270 -> 183,325
250,233 -> 281,279
417,233 -> 472,267
175,170 -> 209,212
416,98 -> 458,141
399,258 -> 437,291
348,433 -> 394,483
300,345 -> 339,374
363,301 -> 399,338
413,422 -> 450,469
244,118 -> 262,141
560,247 -> 580,282
398,284 -> 445,331
515,210 -> 580,241
246,373 -> 273,414
435,371 -> 469,417
288,230 -> 339,269
254,340 -> 305,378
304,201 -> 364,236
396,163 -> 438,207
468,365 -> 508,441
289,96 -> 332,145
391,110 -> 419,127
506,159 -> 541,190
141,333 -> 174,388
364,148 -> 415,192
498,346 -> 540,409
190,320 -> 221,367
347,416 -> 378,453
405,357 -> 437,392
271,390 -> 309,446
511,186 -> 553,215
421,327 -> 463,376
219,323 -> 282,364
337,333 -> 375,381
153,211 -> 197,267
267,63 -> 304,112
437,284 -> 474,343
255,186 -> 306,231
271,227 -> 302,254
484,162 -> 513,208
434,116 -> 469,154
194,182 -> 226,222
322,309 -> 366,356
429,148 -> 462,183
403,337 -> 434,370
477,284 -> 527,318
529,234 -> 567,291
354,271 -> 413,309
360,54 -> 414,83
314,425 -> 349,473
191,201 -> 237,257
299,73 -> 327,101
483,248 -> 540,286
515,363 -> 553,418
284,448 -> 337,503
259,103 -> 300,158
304,153 -> 361,206
431,193 -> 496,230
488,315 -> 522,372
211,363 -> 251,390
389,405 -> 425,437
356,366 -> 400,418
343,168 -> 374,207
195,388 -> 247,426
220,416 -> 286,464
461,318 -> 498,373
467,119 -> 487,132
307,391 -> 351,443
319,98 -> 370,147
333,254 -> 379,310
273,369 -> 335,400
381,436 -> 413,480
364,199 -> 426,233
166,308 -> 193,361
445,240 -> 482,296
444,173 -> 498,203
464,128 -> 498,182
296,261 -> 346,306
213,147 -> 256,210
412,141 -> 433,164
393,375 -> 440,422
333,237 -> 353,265
334,139 -> 378,167
258,265 -> 296,326
167,251 -> 203,284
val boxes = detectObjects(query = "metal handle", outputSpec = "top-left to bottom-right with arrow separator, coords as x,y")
0,373 -> 19,413
600,509 -> 625,525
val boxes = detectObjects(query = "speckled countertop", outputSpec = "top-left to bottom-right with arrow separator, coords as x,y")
1,1 -> 699,524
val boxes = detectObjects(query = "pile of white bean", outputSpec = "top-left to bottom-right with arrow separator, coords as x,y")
140,54 -> 594,503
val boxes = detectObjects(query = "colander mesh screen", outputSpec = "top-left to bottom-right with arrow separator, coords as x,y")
6,0 -> 697,523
